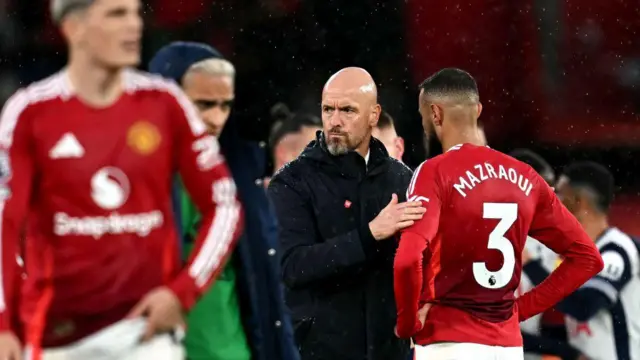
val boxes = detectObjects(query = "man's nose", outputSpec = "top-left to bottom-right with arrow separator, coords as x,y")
329,111 -> 343,128
203,108 -> 226,125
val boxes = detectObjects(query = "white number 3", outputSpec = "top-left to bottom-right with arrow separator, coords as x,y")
473,203 -> 517,289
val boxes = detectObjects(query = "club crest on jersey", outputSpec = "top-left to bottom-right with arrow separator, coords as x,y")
127,121 -> 161,155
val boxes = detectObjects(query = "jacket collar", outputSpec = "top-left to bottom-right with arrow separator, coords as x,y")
300,130 -> 390,179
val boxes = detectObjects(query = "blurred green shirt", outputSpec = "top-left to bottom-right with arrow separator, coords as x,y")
178,180 -> 251,360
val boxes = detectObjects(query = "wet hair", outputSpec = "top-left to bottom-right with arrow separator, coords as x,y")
377,110 -> 396,131
51,0 -> 94,24
419,68 -> 479,103
268,103 -> 321,149
563,161 -> 615,213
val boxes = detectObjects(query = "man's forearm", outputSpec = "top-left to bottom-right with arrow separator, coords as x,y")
281,225 -> 376,289
517,239 -> 603,321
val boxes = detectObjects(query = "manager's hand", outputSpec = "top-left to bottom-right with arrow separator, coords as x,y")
369,193 -> 425,240
0,331 -> 22,360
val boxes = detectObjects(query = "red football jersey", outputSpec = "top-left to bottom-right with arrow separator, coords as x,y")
394,144 -> 602,347
0,70 -> 243,347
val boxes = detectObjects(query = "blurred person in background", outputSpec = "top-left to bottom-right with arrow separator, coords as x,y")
371,110 -> 404,162
524,161 -> 640,360
0,1 -> 244,359
511,150 -> 587,360
149,42 -> 299,360
268,67 -> 418,360
268,103 -> 321,173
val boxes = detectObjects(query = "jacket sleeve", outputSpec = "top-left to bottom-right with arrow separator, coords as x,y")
164,85 -> 244,310
268,176 -> 377,289
0,91 -> 32,332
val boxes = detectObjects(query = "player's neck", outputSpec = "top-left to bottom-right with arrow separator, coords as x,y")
441,126 -> 484,152
66,56 -> 125,108
581,213 -> 610,242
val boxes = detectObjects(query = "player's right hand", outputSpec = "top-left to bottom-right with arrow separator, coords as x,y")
369,193 -> 426,241
0,331 -> 22,360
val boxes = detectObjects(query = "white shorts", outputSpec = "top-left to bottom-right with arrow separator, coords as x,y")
415,342 -> 524,360
25,318 -> 184,360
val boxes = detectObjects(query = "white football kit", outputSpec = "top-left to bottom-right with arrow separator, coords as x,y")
566,228 -> 640,360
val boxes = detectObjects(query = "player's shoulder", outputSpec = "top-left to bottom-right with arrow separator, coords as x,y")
124,69 -> 206,135
1,71 -> 68,117
270,156 -> 307,186
388,157 -> 413,178
123,68 -> 183,97
414,153 -> 446,174
598,228 -> 640,267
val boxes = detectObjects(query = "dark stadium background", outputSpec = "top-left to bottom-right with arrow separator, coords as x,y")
0,0 -> 638,232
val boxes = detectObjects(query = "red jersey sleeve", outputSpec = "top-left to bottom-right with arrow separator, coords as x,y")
394,160 -> 442,338
163,85 -> 244,310
0,91 -> 33,332
516,175 -> 603,321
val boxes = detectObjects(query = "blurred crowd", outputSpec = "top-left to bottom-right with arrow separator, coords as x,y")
1,0 -> 638,209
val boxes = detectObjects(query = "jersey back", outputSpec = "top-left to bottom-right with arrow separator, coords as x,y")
410,144 -> 542,322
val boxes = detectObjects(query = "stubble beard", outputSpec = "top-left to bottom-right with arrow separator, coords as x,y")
326,137 -> 350,155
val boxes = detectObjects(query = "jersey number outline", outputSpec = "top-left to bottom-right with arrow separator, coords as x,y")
472,203 -> 517,289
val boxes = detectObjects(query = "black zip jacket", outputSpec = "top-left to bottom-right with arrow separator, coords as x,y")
268,132 -> 413,360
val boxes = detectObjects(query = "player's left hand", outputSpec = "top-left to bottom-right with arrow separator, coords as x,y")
127,287 -> 185,342
394,303 -> 432,338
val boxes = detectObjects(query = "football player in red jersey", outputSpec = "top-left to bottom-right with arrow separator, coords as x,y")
393,68 -> 603,360
0,0 -> 243,359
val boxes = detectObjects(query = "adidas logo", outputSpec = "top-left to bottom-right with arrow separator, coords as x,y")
49,133 -> 85,159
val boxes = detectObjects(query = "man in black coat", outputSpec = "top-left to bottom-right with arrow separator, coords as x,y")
268,67 -> 425,360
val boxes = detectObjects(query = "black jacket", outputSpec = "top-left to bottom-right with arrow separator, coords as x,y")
268,132 -> 413,360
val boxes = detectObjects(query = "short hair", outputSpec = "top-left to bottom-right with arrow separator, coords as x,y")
563,161 -> 615,212
419,68 -> 479,103
51,0 -> 93,24
377,110 -> 395,130
185,58 -> 236,83
509,149 -> 554,177
268,103 -> 321,149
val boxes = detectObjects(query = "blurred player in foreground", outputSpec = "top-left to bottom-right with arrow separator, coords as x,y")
149,41 -> 300,360
371,110 -> 404,162
393,68 -> 603,360
525,161 -> 640,360
0,1 -> 243,359
149,42 -> 251,360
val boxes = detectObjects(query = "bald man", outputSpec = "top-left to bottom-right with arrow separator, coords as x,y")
268,67 -> 421,360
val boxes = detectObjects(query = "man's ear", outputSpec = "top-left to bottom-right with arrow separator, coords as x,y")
430,104 -> 443,127
477,102 -> 483,119
394,137 -> 405,160
61,14 -> 84,45
370,104 -> 382,127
